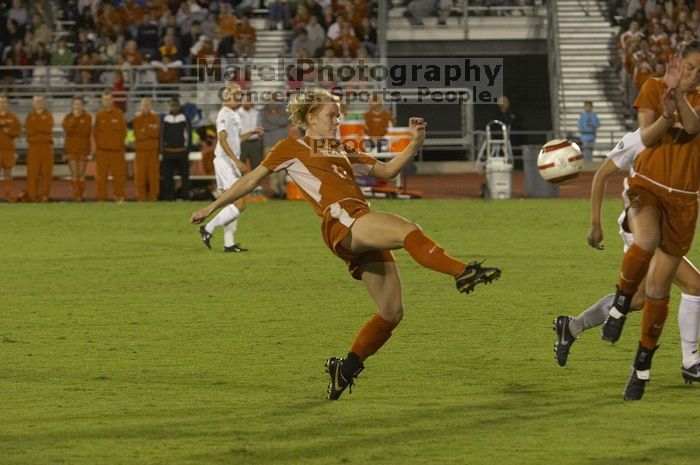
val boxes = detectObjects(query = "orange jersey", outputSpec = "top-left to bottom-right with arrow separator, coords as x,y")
0,111 -> 21,151
236,24 -> 256,42
26,110 -> 54,146
133,112 -> 161,152
62,112 -> 92,157
262,136 -> 377,216
94,108 -> 127,152
633,77 -> 700,192
364,110 -> 395,137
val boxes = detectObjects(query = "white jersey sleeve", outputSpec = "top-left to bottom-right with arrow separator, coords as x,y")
606,129 -> 645,170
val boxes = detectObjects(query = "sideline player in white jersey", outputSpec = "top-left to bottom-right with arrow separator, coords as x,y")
553,129 -> 700,383
198,83 -> 263,252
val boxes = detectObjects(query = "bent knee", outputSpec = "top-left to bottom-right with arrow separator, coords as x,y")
235,199 -> 246,212
379,305 -> 404,325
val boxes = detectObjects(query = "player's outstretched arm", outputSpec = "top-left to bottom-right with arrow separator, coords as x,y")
190,165 -> 271,224
587,158 -> 618,250
370,117 -> 426,179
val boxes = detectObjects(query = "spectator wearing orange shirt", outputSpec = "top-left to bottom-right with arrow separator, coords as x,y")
93,92 -> 128,202
132,98 -> 161,201
364,98 -> 396,150
235,16 -> 257,58
25,95 -> 54,202
0,95 -> 21,201
62,97 -> 92,202
332,22 -> 360,58
217,3 -> 238,38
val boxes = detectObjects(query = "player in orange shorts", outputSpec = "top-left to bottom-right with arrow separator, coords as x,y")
599,41 -> 700,400
62,97 -> 92,201
191,87 -> 501,400
0,95 -> 21,201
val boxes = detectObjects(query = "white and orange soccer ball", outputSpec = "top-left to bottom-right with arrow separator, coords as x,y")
537,139 -> 584,184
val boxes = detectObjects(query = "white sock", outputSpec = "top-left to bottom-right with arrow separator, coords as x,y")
205,204 -> 240,234
223,219 -> 237,248
678,293 -> 700,368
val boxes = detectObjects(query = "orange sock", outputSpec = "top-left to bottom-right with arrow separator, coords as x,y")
640,295 -> 669,349
618,243 -> 654,295
350,314 -> 398,361
403,229 -> 466,277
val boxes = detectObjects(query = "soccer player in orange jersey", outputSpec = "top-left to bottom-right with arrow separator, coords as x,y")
599,41 -> 700,400
25,95 -> 54,202
62,97 -> 92,201
191,88 -> 501,400
0,95 -> 21,202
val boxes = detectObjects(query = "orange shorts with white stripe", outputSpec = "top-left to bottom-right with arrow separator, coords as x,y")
321,198 -> 395,280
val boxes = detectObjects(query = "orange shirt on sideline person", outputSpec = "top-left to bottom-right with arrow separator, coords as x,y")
133,112 -> 161,152
364,110 -> 395,137
26,110 -> 54,146
62,112 -> 93,157
0,111 -> 21,151
94,108 -> 127,152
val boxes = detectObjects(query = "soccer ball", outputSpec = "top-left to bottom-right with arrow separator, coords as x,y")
537,139 -> 584,184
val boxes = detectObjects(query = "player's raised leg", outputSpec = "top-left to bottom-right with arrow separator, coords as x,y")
341,211 -> 501,294
326,261 -> 403,400
602,206 -> 659,343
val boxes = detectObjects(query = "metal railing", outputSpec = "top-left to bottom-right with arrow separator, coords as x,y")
546,0 -> 563,138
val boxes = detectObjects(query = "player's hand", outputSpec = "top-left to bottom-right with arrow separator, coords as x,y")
191,207 -> 213,224
235,159 -> 250,174
587,224 -> 604,250
662,87 -> 677,117
663,55 -> 682,90
255,127 -> 265,135
408,117 -> 426,145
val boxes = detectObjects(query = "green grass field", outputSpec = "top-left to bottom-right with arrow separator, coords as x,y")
2,199 -> 700,465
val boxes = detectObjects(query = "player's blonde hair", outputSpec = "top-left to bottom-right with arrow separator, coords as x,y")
287,88 -> 339,128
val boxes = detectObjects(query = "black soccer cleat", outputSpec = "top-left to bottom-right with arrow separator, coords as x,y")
601,311 -> 627,343
224,244 -> 248,253
325,353 -> 364,400
456,261 -> 501,294
553,316 -> 576,367
623,368 -> 649,401
198,226 -> 212,250
681,362 -> 700,384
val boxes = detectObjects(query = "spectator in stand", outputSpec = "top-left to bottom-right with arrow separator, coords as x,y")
73,28 -> 96,56
404,0 -> 449,26
321,6 -> 335,30
577,101 -> 600,162
492,95 -> 519,129
306,15 -> 326,54
235,16 -> 257,59
671,0 -> 689,20
159,10 -> 181,39
112,70 -> 127,112
121,0 -> 144,26
217,2 -> 238,38
51,37 -> 75,67
235,0 -> 257,17
25,95 -> 54,202
153,54 -> 182,86
99,4 -> 127,38
333,22 -> 360,58
8,0 -> 28,28
260,102 -> 288,198
327,15 -> 351,41
266,0 -> 284,30
62,97 -> 92,202
27,13 -> 52,53
74,53 -> 94,87
179,20 -> 202,61
122,39 -> 144,66
633,58 -> 654,92
32,42 -> 51,65
364,96 -> 396,150
292,4 -> 311,33
355,16 -> 377,57
201,11 -> 218,39
648,23 -> 670,48
76,6 -> 96,31
135,12 -> 160,60
0,95 -> 21,202
2,19 -> 23,52
133,97 -> 161,202
94,91 -> 128,202
237,93 -> 265,170
158,34 -> 179,60
291,28 -> 314,58
1,56 -> 21,93
160,96 -> 192,201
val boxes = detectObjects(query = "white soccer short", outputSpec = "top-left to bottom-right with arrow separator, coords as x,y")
618,211 -> 635,253
214,155 -> 241,190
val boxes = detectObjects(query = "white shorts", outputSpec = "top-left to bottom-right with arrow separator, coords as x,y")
618,211 -> 635,253
214,155 -> 241,190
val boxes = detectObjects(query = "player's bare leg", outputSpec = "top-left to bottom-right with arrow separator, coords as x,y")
2,167 -> 14,202
342,211 -> 500,294
326,261 -> 403,400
